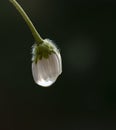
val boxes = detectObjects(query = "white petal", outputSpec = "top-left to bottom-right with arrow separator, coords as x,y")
32,52 -> 62,87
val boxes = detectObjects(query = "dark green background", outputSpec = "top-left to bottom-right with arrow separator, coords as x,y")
0,0 -> 115,129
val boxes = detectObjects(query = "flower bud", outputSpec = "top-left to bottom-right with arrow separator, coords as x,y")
32,39 -> 62,87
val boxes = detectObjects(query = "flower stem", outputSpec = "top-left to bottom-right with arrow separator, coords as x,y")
9,0 -> 43,44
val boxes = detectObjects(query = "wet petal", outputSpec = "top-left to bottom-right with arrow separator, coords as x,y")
32,52 -> 62,87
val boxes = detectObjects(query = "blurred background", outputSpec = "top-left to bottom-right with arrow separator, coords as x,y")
0,0 -> 115,129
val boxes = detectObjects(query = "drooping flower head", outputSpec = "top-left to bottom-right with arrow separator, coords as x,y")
32,39 -> 62,87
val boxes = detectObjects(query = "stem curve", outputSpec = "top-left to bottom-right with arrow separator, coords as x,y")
9,0 -> 43,44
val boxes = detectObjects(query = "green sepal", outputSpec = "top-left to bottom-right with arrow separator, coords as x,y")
32,42 -> 55,64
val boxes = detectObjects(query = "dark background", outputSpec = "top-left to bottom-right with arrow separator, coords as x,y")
0,0 -> 115,129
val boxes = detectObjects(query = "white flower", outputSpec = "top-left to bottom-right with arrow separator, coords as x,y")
32,39 -> 62,87
9,0 -> 62,87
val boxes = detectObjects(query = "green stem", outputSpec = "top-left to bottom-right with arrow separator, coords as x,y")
9,0 -> 43,44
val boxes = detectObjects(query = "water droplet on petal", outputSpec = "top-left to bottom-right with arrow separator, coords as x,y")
34,77 -> 58,87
